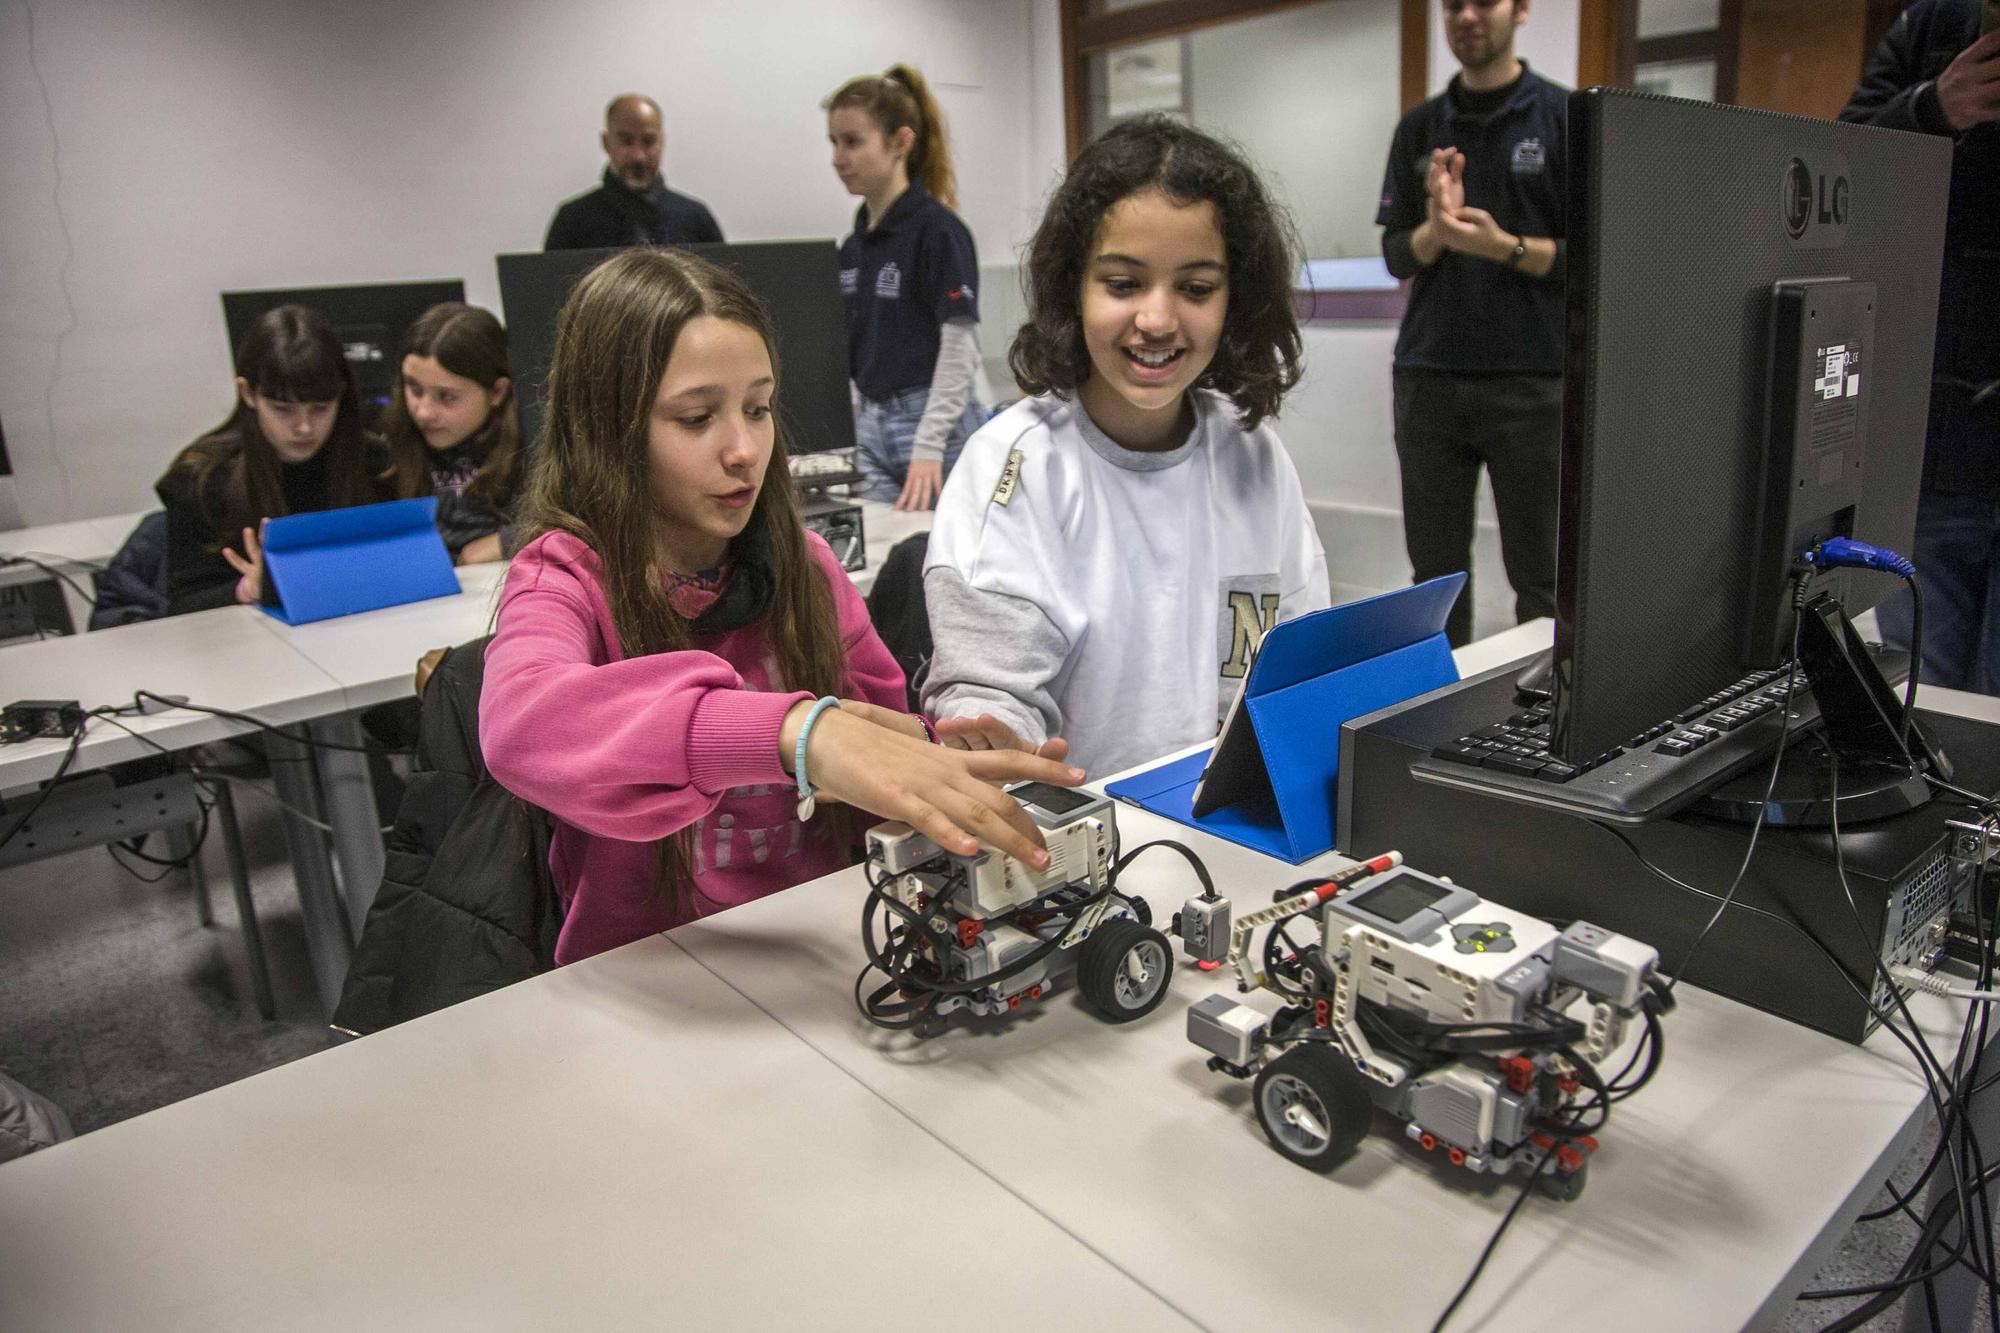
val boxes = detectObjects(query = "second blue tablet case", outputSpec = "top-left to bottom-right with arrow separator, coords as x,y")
260,497 -> 461,625
1104,574 -> 1464,863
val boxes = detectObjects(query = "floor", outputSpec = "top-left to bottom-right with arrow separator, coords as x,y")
0,776 -> 1991,1331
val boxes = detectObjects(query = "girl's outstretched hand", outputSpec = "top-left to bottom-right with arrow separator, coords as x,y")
781,701 -> 1087,869
934,712 -> 1071,763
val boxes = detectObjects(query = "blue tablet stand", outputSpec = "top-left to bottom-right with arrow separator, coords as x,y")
1105,574 -> 1464,863
260,497 -> 461,626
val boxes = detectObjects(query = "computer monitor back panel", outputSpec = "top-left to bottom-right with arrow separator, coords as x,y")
497,241 -> 857,465
221,281 -> 466,419
1555,91 -> 1950,762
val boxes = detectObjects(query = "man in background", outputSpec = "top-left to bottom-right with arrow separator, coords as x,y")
544,94 -> 725,250
1843,6 -> 2000,695
1376,0 -> 1566,647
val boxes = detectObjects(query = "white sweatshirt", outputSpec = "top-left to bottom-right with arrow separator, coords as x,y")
922,390 -> 1330,779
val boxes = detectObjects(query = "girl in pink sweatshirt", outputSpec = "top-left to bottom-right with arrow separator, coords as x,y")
482,248 -> 1082,964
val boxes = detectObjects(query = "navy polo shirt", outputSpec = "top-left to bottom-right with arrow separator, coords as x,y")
839,183 -> 980,402
1377,65 -> 1569,375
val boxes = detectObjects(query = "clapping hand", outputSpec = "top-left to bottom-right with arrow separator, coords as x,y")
1425,146 -> 1515,262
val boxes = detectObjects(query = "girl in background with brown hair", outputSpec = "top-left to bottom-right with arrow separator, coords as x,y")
155,304 -> 388,614
382,302 -> 519,564
478,247 -> 1081,964
825,64 -> 984,511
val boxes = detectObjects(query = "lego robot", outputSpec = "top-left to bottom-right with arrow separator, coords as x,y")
856,783 -> 1175,1033
1187,857 -> 1670,1198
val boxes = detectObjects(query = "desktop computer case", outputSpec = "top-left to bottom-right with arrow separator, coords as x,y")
802,497 -> 865,573
1340,661 -> 1984,1044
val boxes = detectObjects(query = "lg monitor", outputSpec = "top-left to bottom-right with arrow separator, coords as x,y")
1553,88 -> 1952,808
1414,90 -> 1953,827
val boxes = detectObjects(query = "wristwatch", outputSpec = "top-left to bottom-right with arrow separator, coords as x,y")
1507,235 -> 1528,268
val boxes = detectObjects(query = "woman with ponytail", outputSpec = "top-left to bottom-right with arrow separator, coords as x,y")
824,64 -> 984,511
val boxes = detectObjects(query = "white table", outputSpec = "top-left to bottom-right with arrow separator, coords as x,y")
663,622 -> 1990,1331
0,510 -> 148,631
1,616 -> 1984,1330
0,936 -> 1193,1331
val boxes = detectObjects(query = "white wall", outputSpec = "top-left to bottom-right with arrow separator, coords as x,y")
0,0 -> 1046,523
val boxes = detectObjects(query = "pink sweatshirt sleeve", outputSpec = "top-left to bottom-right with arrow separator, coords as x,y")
480,538 -> 807,843
808,532 -> 910,713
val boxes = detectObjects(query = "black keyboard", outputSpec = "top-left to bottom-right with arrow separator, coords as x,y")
1411,665 -> 1823,823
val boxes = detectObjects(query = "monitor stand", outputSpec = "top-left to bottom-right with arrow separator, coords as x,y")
1695,593 -> 1951,827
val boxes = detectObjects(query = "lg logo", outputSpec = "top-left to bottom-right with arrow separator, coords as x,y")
1782,156 -> 1850,245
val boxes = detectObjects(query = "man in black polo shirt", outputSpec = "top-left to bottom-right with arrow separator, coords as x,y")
1377,0 -> 1566,647
1842,9 -> 2000,696
543,94 -> 725,251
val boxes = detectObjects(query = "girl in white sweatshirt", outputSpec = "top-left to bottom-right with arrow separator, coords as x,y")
923,116 -> 1330,779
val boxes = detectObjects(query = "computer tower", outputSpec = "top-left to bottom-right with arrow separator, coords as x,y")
1339,659 -> 1986,1044
802,497 -> 865,573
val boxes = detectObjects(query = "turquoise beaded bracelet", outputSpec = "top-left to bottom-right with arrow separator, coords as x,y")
793,696 -> 842,821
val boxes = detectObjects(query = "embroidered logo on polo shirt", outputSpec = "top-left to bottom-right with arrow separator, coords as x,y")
1511,138 -> 1547,176
990,448 -> 1024,507
839,267 -> 858,295
948,283 -> 974,304
875,262 -> 902,299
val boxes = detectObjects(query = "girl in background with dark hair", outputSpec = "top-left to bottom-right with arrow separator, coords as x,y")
922,115 -> 1331,779
479,248 -> 1081,965
825,64 -> 983,511
155,304 -> 388,615
383,302 -> 519,564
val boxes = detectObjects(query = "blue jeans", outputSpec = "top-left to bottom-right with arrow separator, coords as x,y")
1874,489 -> 2000,697
853,386 -> 981,503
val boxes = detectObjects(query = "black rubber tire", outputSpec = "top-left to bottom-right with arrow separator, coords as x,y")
1539,1156 -> 1588,1202
1127,894 -> 1152,927
1076,918 -> 1173,1022
1252,1045 -> 1374,1171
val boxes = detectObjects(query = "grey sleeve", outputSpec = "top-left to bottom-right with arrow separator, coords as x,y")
910,319 -> 980,463
920,564 -> 1068,745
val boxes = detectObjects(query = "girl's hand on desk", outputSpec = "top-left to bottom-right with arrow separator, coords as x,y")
782,702 -> 1086,868
222,522 -> 266,605
935,713 -> 1071,764
894,460 -> 942,511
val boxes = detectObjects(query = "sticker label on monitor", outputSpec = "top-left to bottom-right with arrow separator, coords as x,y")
1810,340 -> 1862,462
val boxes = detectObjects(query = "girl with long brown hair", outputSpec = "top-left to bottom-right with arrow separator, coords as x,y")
155,304 -> 388,615
479,248 -> 1082,964
382,302 -> 520,564
825,63 -> 985,511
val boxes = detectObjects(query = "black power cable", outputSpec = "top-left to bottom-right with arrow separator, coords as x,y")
131,692 -> 409,757
0,552 -> 101,608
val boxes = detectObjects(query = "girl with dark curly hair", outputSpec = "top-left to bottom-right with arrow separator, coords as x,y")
921,116 -> 1330,779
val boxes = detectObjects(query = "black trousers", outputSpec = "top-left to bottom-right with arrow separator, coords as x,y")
1392,368 -> 1562,647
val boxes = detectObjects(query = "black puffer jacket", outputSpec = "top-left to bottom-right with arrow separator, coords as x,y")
1841,0 -> 2000,501
88,510 -> 168,630
332,637 -> 561,1036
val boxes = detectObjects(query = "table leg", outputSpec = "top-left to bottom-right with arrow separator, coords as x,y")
265,730 -> 351,1021
56,580 -> 91,635
310,714 -> 384,941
